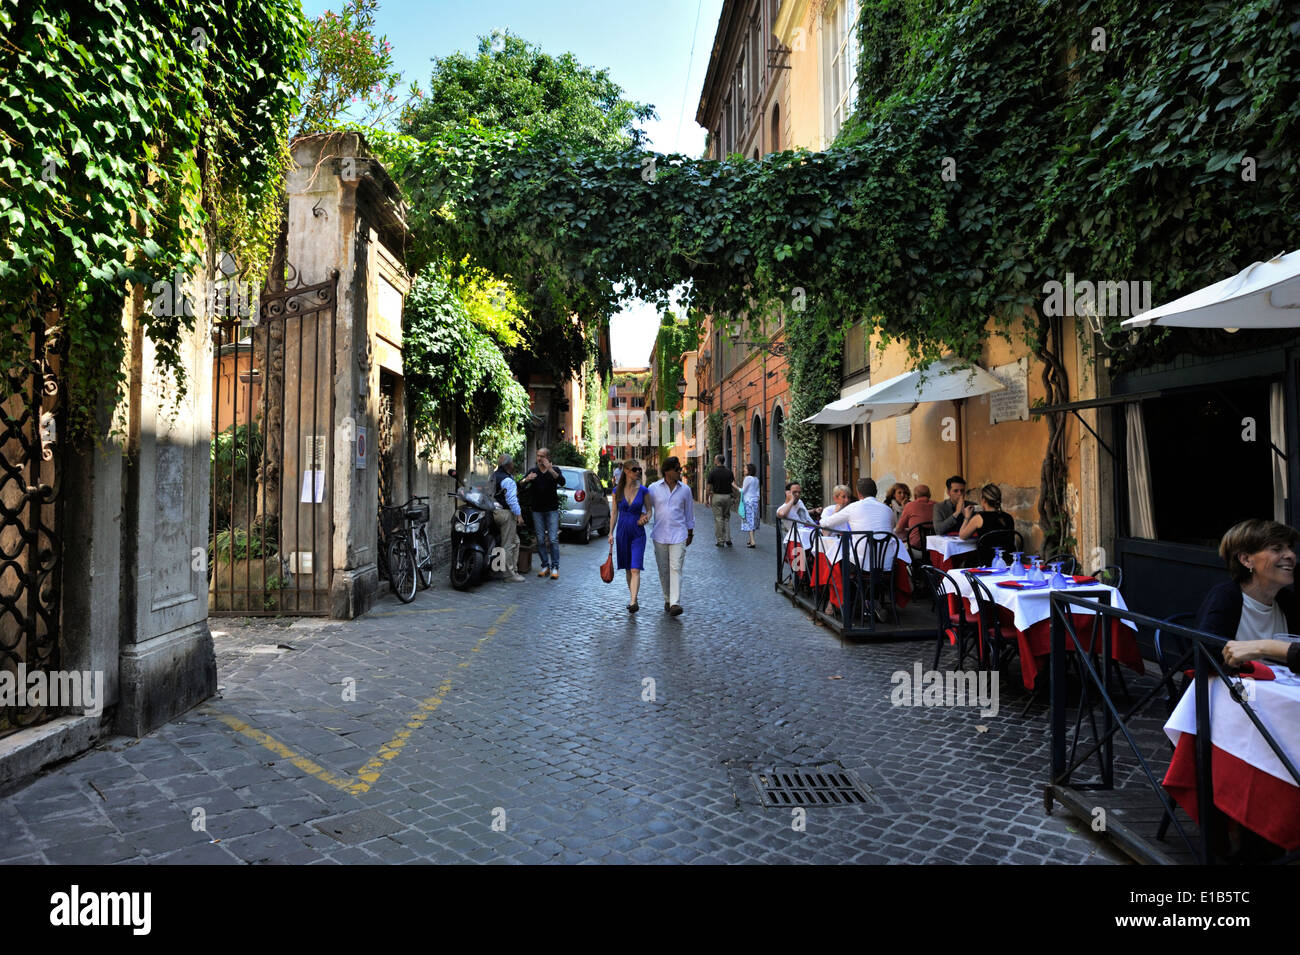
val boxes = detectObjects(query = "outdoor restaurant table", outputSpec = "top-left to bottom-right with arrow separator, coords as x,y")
926,533 -> 976,571
783,524 -> 913,612
939,568 -> 1142,689
1162,665 -> 1300,851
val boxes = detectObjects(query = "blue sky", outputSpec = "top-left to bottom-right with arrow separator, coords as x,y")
301,0 -> 726,366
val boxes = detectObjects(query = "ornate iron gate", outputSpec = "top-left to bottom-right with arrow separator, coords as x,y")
0,313 -> 64,738
210,269 -> 338,615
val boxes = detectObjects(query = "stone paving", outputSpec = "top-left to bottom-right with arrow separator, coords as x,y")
0,502 -> 1129,864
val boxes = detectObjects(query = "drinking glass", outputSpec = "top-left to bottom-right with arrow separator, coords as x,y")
1009,551 -> 1025,578
991,547 -> 1007,573
1048,561 -> 1069,589
1027,557 -> 1045,584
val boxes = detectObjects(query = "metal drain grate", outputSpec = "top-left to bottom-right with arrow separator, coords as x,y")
751,768 -> 875,807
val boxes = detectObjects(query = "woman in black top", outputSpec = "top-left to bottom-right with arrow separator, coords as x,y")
957,483 -> 1014,540
1199,519 -> 1300,672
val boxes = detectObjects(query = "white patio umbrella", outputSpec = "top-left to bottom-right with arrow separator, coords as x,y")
1122,250 -> 1300,329
801,358 -> 1005,426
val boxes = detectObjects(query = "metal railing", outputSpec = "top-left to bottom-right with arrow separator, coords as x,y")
1048,590 -> 1300,864
774,518 -> 904,637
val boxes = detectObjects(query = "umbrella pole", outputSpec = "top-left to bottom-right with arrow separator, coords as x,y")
955,398 -> 966,477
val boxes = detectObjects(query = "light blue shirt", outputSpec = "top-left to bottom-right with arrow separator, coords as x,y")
647,479 -> 695,544
500,474 -> 520,517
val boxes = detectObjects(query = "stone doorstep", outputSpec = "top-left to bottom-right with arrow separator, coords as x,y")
0,714 -> 111,792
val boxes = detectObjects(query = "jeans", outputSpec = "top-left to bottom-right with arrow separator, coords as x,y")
533,509 -> 560,569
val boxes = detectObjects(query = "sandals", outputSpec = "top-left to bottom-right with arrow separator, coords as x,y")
627,602 -> 639,613
746,542 -> 756,548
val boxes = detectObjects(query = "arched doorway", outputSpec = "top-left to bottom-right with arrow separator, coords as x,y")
770,404 -> 786,513
724,424 -> 733,469
751,412 -> 764,517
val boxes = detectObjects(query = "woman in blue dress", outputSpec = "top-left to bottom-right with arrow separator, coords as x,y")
609,459 -> 649,612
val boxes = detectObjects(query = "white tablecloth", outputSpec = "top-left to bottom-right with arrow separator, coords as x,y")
783,521 -> 910,569
939,568 -> 1132,635
926,534 -> 976,563
1165,666 -> 1300,788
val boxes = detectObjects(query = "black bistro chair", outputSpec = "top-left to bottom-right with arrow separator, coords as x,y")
1153,612 -> 1199,716
922,564 -> 980,669
909,521 -> 936,602
972,529 -> 1024,569
1090,565 -> 1123,590
1044,553 -> 1078,575
964,570 -> 1020,675
1152,611 -> 1201,841
849,531 -> 902,627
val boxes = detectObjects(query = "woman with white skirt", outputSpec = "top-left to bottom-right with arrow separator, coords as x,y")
736,462 -> 761,547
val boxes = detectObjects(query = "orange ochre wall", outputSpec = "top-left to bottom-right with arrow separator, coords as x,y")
866,314 -> 1086,556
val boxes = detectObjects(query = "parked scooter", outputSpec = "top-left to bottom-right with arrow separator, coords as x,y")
447,468 -> 501,590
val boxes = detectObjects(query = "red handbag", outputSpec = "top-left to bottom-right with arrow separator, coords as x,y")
600,540 -> 615,583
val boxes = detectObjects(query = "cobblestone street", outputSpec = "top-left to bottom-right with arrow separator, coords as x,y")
1,503 -> 1125,864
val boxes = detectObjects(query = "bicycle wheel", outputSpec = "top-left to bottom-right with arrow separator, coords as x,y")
387,536 -> 418,603
414,527 -> 434,590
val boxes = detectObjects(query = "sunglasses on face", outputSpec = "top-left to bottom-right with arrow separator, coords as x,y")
628,467 -> 642,473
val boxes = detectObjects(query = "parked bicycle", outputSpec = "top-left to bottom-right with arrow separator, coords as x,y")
378,500 -> 419,603
406,495 -> 434,590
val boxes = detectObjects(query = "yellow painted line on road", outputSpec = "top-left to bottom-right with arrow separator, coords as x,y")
368,607 -> 459,618
347,603 -> 517,795
210,712 -> 353,792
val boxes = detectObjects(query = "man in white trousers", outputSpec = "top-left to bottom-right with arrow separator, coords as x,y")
645,456 -> 694,615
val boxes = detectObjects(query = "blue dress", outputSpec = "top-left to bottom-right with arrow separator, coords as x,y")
615,486 -> 648,570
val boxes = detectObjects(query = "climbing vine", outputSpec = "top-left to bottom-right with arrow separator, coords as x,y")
0,0 -> 308,433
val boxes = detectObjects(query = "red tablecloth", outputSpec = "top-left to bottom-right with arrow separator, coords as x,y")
929,549 -> 953,572
947,593 -> 1142,690
1163,733 -> 1300,851
811,553 -> 911,612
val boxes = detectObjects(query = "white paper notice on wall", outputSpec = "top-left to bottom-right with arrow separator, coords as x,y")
990,357 -> 1030,424
300,470 -> 325,503
895,414 -> 911,444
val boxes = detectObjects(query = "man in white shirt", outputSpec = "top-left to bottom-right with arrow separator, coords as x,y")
819,477 -> 895,535
644,456 -> 695,615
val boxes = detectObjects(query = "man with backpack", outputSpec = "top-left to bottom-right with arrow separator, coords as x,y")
489,454 -> 526,583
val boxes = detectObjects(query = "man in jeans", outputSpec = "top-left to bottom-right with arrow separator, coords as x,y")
705,454 -> 736,546
489,453 -> 526,582
645,456 -> 694,615
521,447 -> 566,579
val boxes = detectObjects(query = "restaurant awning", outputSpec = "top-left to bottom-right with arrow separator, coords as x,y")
801,358 -> 1005,426
1122,250 -> 1300,329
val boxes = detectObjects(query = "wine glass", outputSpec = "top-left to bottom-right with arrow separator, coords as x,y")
1009,551 -> 1025,577
1048,561 -> 1069,589
1027,557 -> 1045,584
991,547 -> 1007,573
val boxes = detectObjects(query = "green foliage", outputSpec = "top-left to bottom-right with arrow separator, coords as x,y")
294,0 -> 423,136
705,411 -> 723,466
0,0 -> 308,432
402,266 -> 530,458
211,421 -> 263,485
582,359 -> 607,470
402,0 -> 1298,548
549,440 -> 584,467
399,32 -> 655,384
782,303 -> 843,509
209,525 -> 277,563
653,310 -> 702,413
403,31 -> 654,150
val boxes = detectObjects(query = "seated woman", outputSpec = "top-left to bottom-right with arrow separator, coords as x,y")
885,482 -> 910,522
957,483 -> 1014,540
816,484 -> 852,526
1199,519 -> 1300,672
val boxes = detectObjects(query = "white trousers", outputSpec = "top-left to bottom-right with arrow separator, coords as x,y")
653,541 -> 686,606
